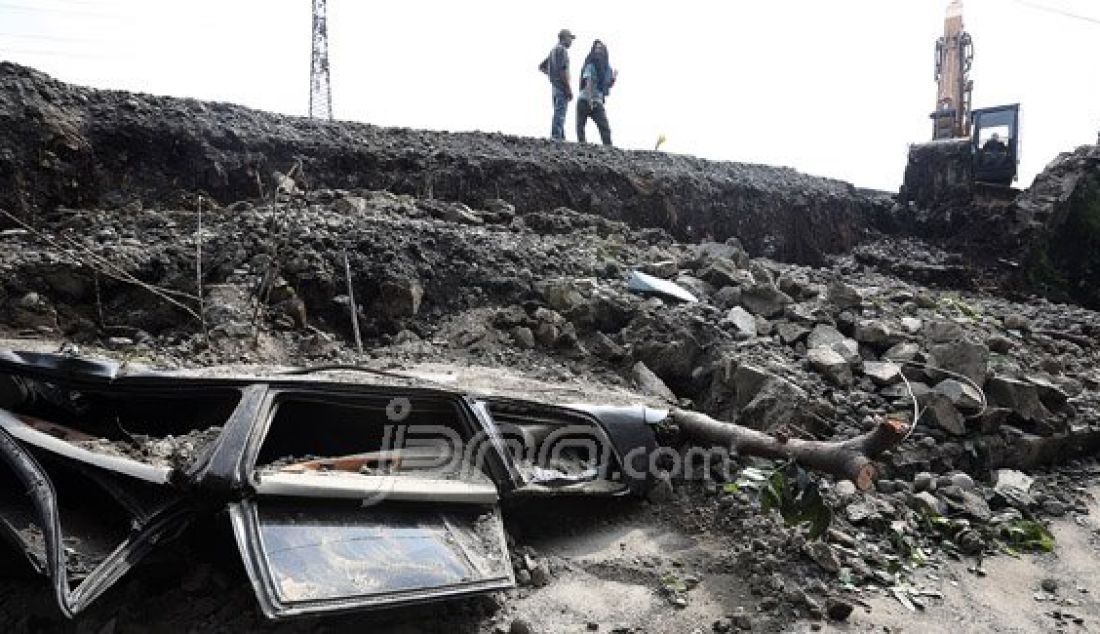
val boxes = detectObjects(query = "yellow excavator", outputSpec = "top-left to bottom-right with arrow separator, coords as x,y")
903,1 -> 1019,203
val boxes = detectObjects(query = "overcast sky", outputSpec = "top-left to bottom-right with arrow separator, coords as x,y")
2,0 -> 1098,191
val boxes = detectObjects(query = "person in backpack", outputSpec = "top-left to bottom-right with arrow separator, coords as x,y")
576,39 -> 616,145
542,28 -> 575,140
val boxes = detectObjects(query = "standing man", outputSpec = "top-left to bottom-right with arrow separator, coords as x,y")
544,29 -> 575,140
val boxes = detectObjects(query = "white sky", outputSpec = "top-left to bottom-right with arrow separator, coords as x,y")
1,0 -> 1098,191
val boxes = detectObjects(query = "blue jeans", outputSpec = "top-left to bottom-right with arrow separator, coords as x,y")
551,87 -> 568,140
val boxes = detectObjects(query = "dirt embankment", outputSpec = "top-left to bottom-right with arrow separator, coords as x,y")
0,62 -> 891,266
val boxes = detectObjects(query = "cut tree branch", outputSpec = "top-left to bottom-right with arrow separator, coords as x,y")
671,409 -> 909,491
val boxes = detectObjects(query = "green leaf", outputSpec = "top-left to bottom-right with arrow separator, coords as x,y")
999,519 -> 1055,553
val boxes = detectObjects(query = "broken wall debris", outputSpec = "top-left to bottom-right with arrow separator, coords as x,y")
0,62 -> 889,266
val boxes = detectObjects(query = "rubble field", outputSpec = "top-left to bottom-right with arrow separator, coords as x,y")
0,64 -> 1099,633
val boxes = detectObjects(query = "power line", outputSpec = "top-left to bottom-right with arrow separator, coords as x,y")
0,2 -> 125,20
0,31 -> 96,44
1009,0 -> 1100,26
0,46 -> 121,60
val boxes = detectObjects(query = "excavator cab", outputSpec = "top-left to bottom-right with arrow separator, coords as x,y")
972,104 -> 1019,186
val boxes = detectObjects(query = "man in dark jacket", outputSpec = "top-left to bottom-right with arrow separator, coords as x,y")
544,29 -> 575,140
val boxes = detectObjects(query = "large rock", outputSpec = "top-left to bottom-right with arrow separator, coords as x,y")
883,342 -> 921,363
807,324 -> 860,365
985,376 -> 1051,422
933,379 -> 983,411
725,306 -> 757,339
853,319 -> 898,347
808,346 -> 853,386
739,284 -> 793,318
699,257 -> 752,288
993,469 -> 1036,509
776,321 -> 810,345
827,280 -> 863,310
632,361 -> 677,403
727,364 -> 811,432
1026,375 -> 1069,410
379,276 -> 424,318
919,392 -> 967,435
691,240 -> 749,269
863,361 -> 901,386
928,341 -> 989,385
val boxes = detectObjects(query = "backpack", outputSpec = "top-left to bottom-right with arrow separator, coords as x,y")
538,56 -> 550,75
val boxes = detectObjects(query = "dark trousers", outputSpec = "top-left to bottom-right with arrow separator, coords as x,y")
576,99 -> 612,145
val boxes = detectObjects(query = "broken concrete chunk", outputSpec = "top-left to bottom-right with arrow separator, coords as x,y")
933,379 -> 983,411
511,327 -> 535,349
951,490 -> 992,522
993,469 -> 1036,509
913,472 -> 935,492
862,361 -> 901,386
712,285 -> 742,309
826,598 -> 855,622
920,392 -> 967,435
853,320 -> 897,346
883,342 -> 921,363
804,541 -> 840,573
699,257 -> 751,288
808,346 -> 853,386
641,260 -> 679,279
729,364 -> 811,432
1003,314 -> 1032,331
739,284 -> 793,318
827,280 -> 862,310
380,276 -> 424,319
987,335 -> 1014,353
807,325 -> 860,365
691,240 -> 749,269
1026,375 -> 1069,410
924,319 -> 964,344
776,322 -> 811,345
928,340 -> 989,385
542,280 -> 588,313
911,491 -> 948,516
985,376 -> 1051,422
725,306 -> 758,339
632,361 -> 677,403
900,317 -> 922,334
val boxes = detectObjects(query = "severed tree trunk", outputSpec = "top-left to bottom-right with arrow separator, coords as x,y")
672,409 -> 909,491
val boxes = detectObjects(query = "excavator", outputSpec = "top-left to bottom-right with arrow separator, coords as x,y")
902,1 -> 1020,203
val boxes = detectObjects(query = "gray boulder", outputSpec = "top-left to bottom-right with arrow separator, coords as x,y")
920,392 -> 967,435
933,379 -> 984,411
777,322 -> 811,345
808,324 -> 860,365
725,306 -> 757,339
739,284 -> 793,318
380,276 -> 424,318
863,361 -> 901,386
985,376 -> 1051,422
632,361 -> 678,403
827,280 -> 863,310
808,346 -> 854,386
928,340 -> 989,384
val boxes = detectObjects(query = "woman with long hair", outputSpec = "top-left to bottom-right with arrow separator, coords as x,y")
576,39 -> 616,145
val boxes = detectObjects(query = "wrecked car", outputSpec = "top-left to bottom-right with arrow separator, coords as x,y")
0,349 -> 661,619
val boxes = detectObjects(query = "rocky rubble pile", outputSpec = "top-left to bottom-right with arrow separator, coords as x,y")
0,62 -> 891,266
1,126 -> 1099,631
